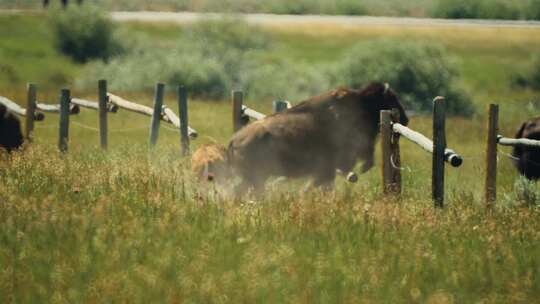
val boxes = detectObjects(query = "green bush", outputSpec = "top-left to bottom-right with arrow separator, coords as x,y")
78,44 -> 230,98
332,39 -> 474,116
502,177 -> 540,209
512,54 -> 540,90
239,55 -> 333,101
527,0 -> 540,20
50,4 -> 119,63
433,0 -> 524,20
79,17 -> 270,97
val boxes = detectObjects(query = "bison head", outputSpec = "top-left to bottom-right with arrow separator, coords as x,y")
191,143 -> 231,183
360,82 -> 409,126
512,116 -> 540,180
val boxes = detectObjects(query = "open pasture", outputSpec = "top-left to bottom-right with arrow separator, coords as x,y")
1,13 -> 540,303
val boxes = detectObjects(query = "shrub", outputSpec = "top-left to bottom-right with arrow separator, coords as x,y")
502,177 -> 540,209
332,39 -> 474,116
49,4 -> 119,63
433,0 -> 523,20
511,54 -> 540,90
79,17 -> 270,97
77,45 -> 230,98
184,17 -> 270,53
527,0 -> 540,20
239,55 -> 333,101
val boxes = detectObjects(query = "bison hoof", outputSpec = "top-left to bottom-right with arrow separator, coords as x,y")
346,172 -> 358,183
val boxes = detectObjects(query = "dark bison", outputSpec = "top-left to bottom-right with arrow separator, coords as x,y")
512,116 -> 540,180
228,82 -> 409,193
0,103 -> 24,153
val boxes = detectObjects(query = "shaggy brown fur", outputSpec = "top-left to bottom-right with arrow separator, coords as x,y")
0,103 -> 24,153
191,143 -> 229,182
512,116 -> 540,180
227,82 -> 408,193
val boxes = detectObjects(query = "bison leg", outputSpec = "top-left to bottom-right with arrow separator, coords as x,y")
361,156 -> 374,173
313,166 -> 336,190
234,172 -> 266,198
360,144 -> 375,173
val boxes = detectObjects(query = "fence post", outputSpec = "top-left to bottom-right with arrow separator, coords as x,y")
380,110 -> 393,195
432,96 -> 446,208
273,100 -> 288,113
149,83 -> 165,147
58,89 -> 70,153
178,85 -> 190,156
390,108 -> 402,195
25,83 -> 37,141
232,90 -> 243,132
98,79 -> 108,150
485,104 -> 499,209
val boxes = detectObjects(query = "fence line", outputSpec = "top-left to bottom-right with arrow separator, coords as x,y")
2,81 -> 197,153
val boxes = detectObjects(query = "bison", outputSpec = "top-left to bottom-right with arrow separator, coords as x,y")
512,116 -> 540,180
0,103 -> 24,153
227,82 -> 409,193
191,143 -> 230,183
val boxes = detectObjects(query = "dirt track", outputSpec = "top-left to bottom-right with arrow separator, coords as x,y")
110,11 -> 540,28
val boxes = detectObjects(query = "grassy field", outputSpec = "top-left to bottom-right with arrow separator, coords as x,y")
1,14 -> 540,302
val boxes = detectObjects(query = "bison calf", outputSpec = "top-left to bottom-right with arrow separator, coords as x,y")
228,82 -> 408,193
191,143 -> 230,183
512,116 -> 540,180
0,103 -> 24,153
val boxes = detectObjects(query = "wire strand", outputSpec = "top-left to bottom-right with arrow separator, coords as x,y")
390,153 -> 412,172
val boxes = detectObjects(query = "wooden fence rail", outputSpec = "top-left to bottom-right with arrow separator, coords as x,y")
72,98 -> 118,112
36,102 -> 80,114
0,96 -> 45,121
497,135 -> 540,147
108,92 -> 197,139
392,123 -> 463,167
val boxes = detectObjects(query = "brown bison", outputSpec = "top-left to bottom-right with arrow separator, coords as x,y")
512,116 -> 540,180
227,82 -> 409,193
191,143 -> 230,183
0,103 -> 24,153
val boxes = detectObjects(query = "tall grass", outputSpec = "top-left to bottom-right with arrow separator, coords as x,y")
0,140 -> 539,302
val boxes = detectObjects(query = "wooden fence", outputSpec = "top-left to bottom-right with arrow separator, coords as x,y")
0,81 -> 196,155
484,103 -> 540,208
7,85 -> 539,208
379,97 -> 463,208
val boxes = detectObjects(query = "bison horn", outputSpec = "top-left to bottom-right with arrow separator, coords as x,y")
383,83 -> 390,94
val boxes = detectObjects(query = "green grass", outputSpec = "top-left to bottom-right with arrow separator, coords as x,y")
1,144 -> 539,303
0,14 -> 81,93
1,14 -> 540,302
